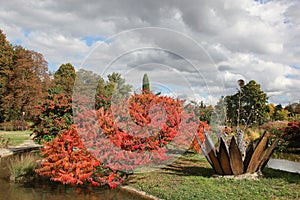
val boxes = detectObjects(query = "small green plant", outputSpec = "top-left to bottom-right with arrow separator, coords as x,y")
7,153 -> 38,182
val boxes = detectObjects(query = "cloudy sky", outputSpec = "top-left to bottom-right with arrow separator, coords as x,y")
0,0 -> 299,105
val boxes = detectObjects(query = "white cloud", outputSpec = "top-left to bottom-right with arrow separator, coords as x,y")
0,0 -> 299,105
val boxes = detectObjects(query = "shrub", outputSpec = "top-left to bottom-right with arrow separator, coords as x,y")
32,93 -> 73,143
36,91 -> 205,188
35,125 -> 124,188
74,92 -> 203,173
260,120 -> 288,136
278,120 -> 300,151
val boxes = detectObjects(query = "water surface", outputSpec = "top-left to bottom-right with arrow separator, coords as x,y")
0,155 -> 147,200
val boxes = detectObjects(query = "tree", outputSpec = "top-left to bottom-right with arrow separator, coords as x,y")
142,73 -> 150,92
190,100 -> 214,123
0,30 -> 14,122
104,72 -> 131,97
74,69 -> 105,98
95,72 -> 131,110
285,102 -> 300,117
267,103 -> 275,120
2,45 -> 49,122
273,104 -> 290,121
223,80 -> 268,126
53,63 -> 76,96
213,96 -> 227,125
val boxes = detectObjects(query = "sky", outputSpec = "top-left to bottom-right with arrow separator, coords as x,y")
0,0 -> 299,106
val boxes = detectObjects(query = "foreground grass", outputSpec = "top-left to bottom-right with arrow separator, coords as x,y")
127,152 -> 300,200
0,130 -> 31,146
7,152 -> 38,182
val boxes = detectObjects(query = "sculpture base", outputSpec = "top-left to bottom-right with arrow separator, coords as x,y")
212,171 -> 263,180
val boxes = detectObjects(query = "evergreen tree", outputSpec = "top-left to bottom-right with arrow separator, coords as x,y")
53,63 -> 76,96
142,73 -> 150,92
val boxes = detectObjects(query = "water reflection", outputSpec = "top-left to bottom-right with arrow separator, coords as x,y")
0,155 -> 146,200
0,178 -> 139,200
268,159 -> 300,174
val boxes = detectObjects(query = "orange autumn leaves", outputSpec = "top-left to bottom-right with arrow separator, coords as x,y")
35,125 -> 123,188
36,91 -> 208,188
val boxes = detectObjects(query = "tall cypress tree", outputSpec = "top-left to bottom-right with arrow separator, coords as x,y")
142,73 -> 150,92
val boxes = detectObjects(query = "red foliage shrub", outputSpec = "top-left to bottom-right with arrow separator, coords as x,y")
37,91 -> 207,188
189,121 -> 210,153
76,91 -> 205,173
35,125 -> 124,188
278,120 -> 300,150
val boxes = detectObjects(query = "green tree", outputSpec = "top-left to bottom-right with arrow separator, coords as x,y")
273,104 -> 290,121
95,72 -> 131,110
190,100 -> 214,123
142,73 -> 150,92
224,80 -> 268,126
53,63 -> 76,96
106,72 -> 131,97
74,69 -> 105,98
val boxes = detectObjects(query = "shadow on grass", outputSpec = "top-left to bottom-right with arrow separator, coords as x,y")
160,152 -> 215,177
162,165 -> 214,177
263,167 -> 300,184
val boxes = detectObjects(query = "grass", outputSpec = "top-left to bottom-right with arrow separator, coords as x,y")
272,151 -> 300,162
126,152 -> 300,200
7,153 -> 38,182
0,130 -> 31,146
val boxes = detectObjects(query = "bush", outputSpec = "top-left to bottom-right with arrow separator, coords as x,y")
35,125 -> 124,188
278,120 -> 300,152
92,92 -> 204,171
32,93 -> 73,143
36,91 -> 205,188
260,120 -> 288,136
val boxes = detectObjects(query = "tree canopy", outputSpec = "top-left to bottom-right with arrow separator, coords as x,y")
221,80 -> 269,126
0,30 -> 50,123
53,63 -> 76,96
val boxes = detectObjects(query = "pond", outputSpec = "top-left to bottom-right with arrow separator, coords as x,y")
267,159 -> 300,174
0,154 -> 149,200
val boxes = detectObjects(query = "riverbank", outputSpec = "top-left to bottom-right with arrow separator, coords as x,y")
0,139 -> 41,158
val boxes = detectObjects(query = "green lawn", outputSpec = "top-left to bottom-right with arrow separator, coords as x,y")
126,152 -> 300,200
0,130 -> 32,146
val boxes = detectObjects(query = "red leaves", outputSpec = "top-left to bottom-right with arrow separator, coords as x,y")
35,125 -> 123,188
36,91 -> 209,189
189,121 -> 209,153
278,120 -> 300,149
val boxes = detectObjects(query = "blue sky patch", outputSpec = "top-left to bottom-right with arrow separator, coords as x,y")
255,0 -> 272,4
290,64 -> 300,70
81,36 -> 108,47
